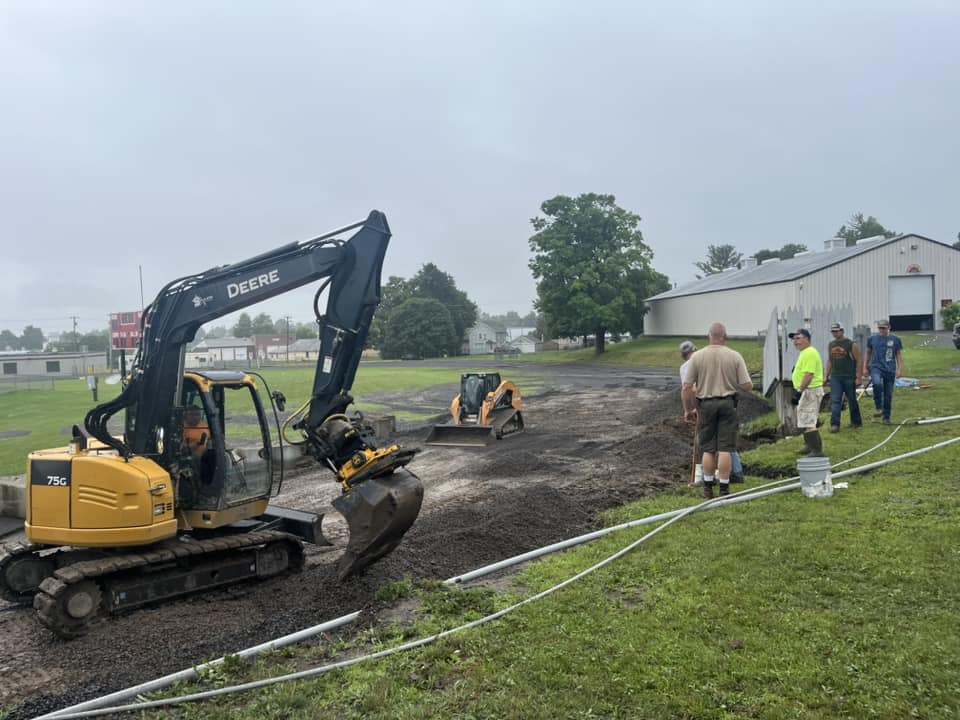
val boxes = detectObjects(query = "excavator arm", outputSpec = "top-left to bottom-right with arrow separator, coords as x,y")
85,210 -> 392,464
82,210 -> 421,576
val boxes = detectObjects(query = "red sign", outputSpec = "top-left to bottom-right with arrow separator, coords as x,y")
110,310 -> 143,350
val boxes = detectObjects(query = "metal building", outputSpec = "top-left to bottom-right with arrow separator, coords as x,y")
644,234 -> 960,337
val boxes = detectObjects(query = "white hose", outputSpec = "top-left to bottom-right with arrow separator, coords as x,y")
37,419 -> 960,720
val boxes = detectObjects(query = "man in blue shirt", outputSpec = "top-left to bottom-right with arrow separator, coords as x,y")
862,319 -> 904,425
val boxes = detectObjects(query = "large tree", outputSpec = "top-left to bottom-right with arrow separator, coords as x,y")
232,313 -> 253,338
408,263 -> 477,350
835,212 -> 897,246
368,275 -> 415,349
0,329 -> 19,350
753,243 -> 808,263
694,244 -> 743,276
528,193 -> 663,354
20,325 -> 45,350
380,298 -> 458,359
251,313 -> 276,336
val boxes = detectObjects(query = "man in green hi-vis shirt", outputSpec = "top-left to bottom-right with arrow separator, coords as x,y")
789,327 -> 825,457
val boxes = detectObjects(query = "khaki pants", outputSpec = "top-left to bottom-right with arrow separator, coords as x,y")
796,387 -> 824,429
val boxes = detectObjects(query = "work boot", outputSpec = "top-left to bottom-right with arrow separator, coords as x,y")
718,483 -> 731,497
804,430 -> 824,457
873,410 -> 883,418
702,481 -> 716,499
829,426 -> 840,433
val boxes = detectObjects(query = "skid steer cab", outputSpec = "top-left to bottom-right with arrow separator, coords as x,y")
425,372 -> 524,447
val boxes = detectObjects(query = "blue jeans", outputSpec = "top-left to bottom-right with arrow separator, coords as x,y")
829,376 -> 862,428
870,369 -> 896,420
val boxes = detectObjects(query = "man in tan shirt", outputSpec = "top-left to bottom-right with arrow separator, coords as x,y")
682,322 -> 753,498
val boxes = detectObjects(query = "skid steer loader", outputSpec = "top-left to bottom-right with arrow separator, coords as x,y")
425,372 -> 523,447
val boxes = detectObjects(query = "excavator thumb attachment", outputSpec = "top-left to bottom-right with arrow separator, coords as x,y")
332,471 -> 424,580
424,423 -> 498,447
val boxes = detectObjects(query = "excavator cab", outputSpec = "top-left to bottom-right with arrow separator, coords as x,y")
172,372 -> 276,522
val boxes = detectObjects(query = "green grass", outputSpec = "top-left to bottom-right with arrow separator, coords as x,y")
511,336 -> 765,371
129,337 -> 960,720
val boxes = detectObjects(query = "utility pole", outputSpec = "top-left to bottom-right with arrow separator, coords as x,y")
69,315 -> 80,351
284,315 -> 292,363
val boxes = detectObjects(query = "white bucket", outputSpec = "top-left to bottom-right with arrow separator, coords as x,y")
693,463 -> 703,486
797,456 -> 833,498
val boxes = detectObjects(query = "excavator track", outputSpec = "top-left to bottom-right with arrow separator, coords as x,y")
32,530 -> 304,639
1,542 -> 54,605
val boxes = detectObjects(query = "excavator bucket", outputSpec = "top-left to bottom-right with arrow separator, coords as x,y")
332,471 -> 424,580
424,423 -> 498,447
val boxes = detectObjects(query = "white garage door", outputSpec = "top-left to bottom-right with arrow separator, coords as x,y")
889,275 -> 933,315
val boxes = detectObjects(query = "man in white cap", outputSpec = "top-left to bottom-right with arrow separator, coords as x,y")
823,322 -> 862,433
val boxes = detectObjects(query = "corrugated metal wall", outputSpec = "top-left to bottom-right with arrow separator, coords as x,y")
645,283 -> 794,337
645,236 -> 960,335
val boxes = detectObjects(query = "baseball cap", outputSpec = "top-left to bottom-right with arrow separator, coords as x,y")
788,328 -> 811,339
830,322 -> 843,331
679,340 -> 697,354
877,319 -> 890,328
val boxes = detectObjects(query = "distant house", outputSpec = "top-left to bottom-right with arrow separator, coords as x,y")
253,334 -> 295,361
465,321 -> 506,355
0,351 -> 107,379
185,337 -> 254,368
512,335 -> 542,354
506,326 -> 537,342
286,338 -> 322,361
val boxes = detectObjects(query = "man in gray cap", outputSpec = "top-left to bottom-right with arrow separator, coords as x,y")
863,319 -> 904,425
824,322 -> 862,432
678,340 -> 697,385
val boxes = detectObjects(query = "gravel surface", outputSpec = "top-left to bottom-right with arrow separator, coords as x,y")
0,362 -> 770,719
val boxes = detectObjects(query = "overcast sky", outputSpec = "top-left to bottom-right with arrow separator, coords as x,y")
1,1 -> 957,335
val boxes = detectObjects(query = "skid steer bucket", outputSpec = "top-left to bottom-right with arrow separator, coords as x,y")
332,470 -> 424,580
424,423 -> 498,447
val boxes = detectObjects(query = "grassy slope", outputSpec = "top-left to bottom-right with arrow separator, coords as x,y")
138,334 -> 960,719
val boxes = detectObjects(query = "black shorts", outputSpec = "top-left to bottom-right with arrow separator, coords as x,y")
697,396 -> 739,454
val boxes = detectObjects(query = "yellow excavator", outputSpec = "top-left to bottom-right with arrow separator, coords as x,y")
425,372 -> 524,446
0,211 -> 424,638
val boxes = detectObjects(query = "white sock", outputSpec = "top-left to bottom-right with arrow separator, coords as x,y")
704,474 -> 715,484
719,479 -> 730,485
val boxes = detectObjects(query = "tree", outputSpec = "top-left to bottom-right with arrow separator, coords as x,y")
368,276 -> 414,349
251,313 -> 275,335
528,193 -> 663,354
380,298 -> 458,359
408,263 -> 477,352
623,265 -> 670,336
20,325 -> 45,351
78,330 -> 110,352
941,303 -> 960,329
0,329 -> 19,350
294,322 -> 315,340
694,244 -> 743,276
232,313 -> 252,338
835,212 -> 897,246
753,243 -> 808,263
